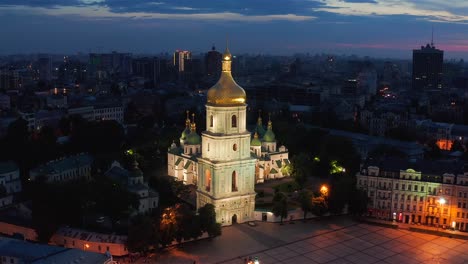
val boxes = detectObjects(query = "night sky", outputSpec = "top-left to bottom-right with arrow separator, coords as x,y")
1,0 -> 468,58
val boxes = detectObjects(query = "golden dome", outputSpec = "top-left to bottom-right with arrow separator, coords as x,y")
207,48 -> 246,106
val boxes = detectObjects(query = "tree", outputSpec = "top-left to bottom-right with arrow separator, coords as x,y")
272,192 -> 288,224
290,153 -> 310,188
198,203 -> 221,237
127,215 -> 159,253
159,207 -> 178,247
298,190 -> 312,220
175,204 -> 202,243
348,188 -> 369,216
311,195 -> 328,217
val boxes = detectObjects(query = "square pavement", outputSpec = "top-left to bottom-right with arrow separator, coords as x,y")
156,217 -> 468,264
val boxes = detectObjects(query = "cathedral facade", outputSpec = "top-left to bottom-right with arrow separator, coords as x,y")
167,48 -> 289,225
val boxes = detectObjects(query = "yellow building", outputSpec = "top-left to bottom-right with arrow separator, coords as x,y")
357,159 -> 468,230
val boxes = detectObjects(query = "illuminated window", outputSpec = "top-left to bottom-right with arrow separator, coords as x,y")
232,115 -> 237,128
232,171 -> 238,192
205,169 -> 211,192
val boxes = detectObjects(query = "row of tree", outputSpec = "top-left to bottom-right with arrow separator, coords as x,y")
127,203 -> 221,252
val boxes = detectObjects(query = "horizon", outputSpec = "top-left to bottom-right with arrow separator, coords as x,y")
0,1 -> 467,60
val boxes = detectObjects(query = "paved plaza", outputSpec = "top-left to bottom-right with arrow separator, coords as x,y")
155,216 -> 468,264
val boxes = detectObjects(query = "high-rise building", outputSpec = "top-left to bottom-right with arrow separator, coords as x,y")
132,57 -> 161,86
88,52 -> 132,78
412,43 -> 443,90
205,45 -> 222,77
38,55 -> 52,81
173,50 -> 191,72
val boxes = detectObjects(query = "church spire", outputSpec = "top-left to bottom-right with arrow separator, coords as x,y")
185,110 -> 191,128
190,113 -> 196,132
222,40 -> 232,72
267,113 -> 273,130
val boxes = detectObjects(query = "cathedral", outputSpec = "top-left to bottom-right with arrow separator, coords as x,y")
167,47 -> 289,225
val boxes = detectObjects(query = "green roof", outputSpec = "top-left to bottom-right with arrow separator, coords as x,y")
186,131 -> 201,145
251,137 -> 261,146
175,158 -> 183,166
0,161 -> 18,174
270,168 -> 278,174
31,154 -> 93,175
180,127 -> 190,140
263,129 -> 276,142
276,160 -> 282,168
184,160 -> 192,169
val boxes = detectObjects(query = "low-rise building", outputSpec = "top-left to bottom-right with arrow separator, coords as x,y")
29,153 -> 93,183
0,161 -> 21,208
356,158 -> 468,230
105,161 -> 159,214
0,237 -> 114,263
93,103 -> 124,123
52,227 -> 127,257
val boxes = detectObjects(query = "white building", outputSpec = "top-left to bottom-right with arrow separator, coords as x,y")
68,106 -> 95,121
0,161 -> 21,208
168,110 -> 290,186
105,161 -> 159,214
29,153 -> 93,183
251,116 -> 289,183
93,104 -> 124,123
168,48 -> 276,226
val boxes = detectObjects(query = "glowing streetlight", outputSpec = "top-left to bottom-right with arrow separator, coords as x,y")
320,185 -> 329,197
439,198 -> 446,205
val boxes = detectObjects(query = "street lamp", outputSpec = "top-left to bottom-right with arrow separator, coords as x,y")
320,185 -> 329,197
439,198 -> 446,205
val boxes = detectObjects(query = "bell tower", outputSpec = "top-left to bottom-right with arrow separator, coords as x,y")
197,47 -> 256,226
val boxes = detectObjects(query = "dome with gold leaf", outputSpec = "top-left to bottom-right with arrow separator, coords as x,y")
207,47 -> 246,106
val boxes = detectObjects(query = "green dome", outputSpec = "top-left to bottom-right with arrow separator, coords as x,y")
256,117 -> 266,137
263,129 -> 276,142
263,119 -> 275,142
251,132 -> 261,146
186,131 -> 201,145
180,127 -> 190,140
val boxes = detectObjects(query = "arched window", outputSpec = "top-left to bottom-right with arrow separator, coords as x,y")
210,115 -> 214,127
233,144 -> 237,151
232,115 -> 237,128
205,169 -> 211,192
232,171 -> 238,192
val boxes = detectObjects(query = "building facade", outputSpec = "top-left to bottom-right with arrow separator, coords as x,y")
105,161 -> 159,214
357,159 -> 468,230
167,48 -> 289,226
412,43 -> 443,90
29,153 -> 93,183
0,161 -> 21,208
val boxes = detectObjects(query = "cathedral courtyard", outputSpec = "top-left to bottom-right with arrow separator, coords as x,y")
154,216 -> 468,264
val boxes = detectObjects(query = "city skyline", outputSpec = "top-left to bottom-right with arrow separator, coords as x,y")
1,0 -> 468,59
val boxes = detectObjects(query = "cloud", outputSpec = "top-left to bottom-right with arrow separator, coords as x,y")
0,4 -> 315,22
313,0 -> 468,23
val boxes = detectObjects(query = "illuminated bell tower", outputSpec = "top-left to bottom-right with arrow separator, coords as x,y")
197,47 -> 256,226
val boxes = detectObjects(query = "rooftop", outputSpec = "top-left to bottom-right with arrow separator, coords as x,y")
0,161 -> 18,174
0,237 -> 110,264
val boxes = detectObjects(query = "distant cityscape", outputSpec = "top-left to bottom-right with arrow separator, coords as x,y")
1,37 -> 468,263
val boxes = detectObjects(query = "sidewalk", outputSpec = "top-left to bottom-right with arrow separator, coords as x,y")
362,217 -> 468,240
